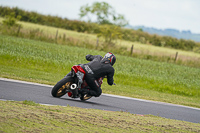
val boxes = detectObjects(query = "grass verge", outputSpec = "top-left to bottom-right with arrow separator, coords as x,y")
0,100 -> 199,133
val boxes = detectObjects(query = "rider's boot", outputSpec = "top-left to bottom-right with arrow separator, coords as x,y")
80,90 -> 91,101
83,94 -> 92,100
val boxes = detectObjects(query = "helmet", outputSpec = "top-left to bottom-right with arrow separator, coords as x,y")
103,52 -> 116,66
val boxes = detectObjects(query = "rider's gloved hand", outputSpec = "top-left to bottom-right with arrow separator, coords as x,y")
86,54 -> 92,61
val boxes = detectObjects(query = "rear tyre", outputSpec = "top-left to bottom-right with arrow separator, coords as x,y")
51,77 -> 74,98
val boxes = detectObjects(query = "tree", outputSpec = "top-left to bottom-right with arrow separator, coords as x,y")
97,25 -> 123,45
3,12 -> 21,27
79,2 -> 128,27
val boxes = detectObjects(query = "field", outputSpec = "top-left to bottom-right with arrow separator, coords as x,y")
0,34 -> 200,108
1,17 -> 200,66
0,100 -> 200,132
17,19 -> 200,58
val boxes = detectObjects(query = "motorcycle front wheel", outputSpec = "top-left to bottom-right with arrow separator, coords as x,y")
51,77 -> 74,98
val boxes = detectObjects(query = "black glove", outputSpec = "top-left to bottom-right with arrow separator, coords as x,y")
86,54 -> 92,61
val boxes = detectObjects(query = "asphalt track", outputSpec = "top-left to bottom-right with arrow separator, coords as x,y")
0,78 -> 200,123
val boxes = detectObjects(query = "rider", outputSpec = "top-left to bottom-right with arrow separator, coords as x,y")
80,52 -> 116,99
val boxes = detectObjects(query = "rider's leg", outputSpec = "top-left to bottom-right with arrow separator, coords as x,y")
84,75 -> 102,97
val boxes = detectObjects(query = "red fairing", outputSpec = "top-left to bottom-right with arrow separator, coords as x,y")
72,65 -> 86,81
72,65 -> 86,74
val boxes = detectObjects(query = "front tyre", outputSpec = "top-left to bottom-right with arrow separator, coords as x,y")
51,77 -> 74,98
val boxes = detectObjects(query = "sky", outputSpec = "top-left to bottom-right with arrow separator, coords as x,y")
0,0 -> 200,34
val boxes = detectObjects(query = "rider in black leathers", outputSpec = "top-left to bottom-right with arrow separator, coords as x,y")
80,52 -> 116,97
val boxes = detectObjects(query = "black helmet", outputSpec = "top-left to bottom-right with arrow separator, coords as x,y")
103,52 -> 116,66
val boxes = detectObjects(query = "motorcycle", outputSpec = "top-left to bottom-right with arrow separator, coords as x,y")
51,65 -> 104,101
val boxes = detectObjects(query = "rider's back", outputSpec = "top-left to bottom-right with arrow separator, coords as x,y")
82,55 -> 114,85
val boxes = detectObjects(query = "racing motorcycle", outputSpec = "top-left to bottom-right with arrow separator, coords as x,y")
51,65 -> 104,101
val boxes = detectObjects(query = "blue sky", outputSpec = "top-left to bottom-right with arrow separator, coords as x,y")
1,0 -> 200,33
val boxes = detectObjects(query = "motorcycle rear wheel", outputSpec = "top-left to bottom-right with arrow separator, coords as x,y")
51,77 -> 74,98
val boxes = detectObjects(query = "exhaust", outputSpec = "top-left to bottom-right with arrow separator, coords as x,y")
70,84 -> 78,98
70,84 -> 77,90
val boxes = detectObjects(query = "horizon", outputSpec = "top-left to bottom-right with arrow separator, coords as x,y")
126,25 -> 198,34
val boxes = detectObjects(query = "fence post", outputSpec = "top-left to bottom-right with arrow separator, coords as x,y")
63,33 -> 66,41
174,52 -> 178,62
96,37 -> 99,49
131,45 -> 134,56
55,29 -> 58,43
17,25 -> 21,36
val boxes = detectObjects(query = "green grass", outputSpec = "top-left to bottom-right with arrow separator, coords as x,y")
0,100 -> 199,133
0,34 -> 200,108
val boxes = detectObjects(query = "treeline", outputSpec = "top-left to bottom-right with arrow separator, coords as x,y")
0,6 -> 200,52
0,6 -> 100,33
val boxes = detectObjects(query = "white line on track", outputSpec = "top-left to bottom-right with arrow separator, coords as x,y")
1,78 -> 200,111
